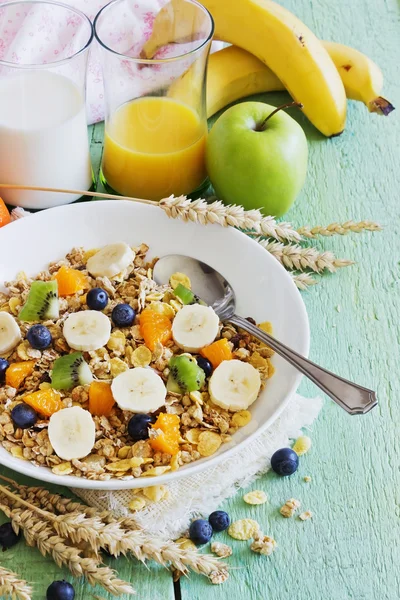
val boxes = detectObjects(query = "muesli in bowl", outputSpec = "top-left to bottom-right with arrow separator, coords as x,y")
0,242 -> 274,481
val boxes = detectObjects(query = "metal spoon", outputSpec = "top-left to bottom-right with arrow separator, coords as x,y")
153,254 -> 377,415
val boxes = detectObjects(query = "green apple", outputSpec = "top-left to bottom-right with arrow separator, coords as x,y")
205,101 -> 308,217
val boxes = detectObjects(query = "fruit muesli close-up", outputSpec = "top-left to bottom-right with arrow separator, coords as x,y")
0,242 -> 275,480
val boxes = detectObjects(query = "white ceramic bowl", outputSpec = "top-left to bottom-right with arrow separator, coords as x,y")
0,201 -> 309,490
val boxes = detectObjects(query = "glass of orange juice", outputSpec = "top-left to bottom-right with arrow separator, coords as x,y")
94,0 -> 214,201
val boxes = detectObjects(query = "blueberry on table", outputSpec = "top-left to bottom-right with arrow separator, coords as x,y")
46,579 -> 75,600
11,403 -> 38,429
196,356 -> 213,378
189,519 -> 213,545
0,357 -> 9,383
87,287 -> 109,311
26,324 -> 52,350
128,413 -> 153,441
209,510 -> 230,532
271,447 -> 299,476
46,580 -> 75,600
0,522 -> 21,550
111,303 -> 136,327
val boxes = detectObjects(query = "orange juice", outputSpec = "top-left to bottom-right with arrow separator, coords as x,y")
102,97 -> 207,200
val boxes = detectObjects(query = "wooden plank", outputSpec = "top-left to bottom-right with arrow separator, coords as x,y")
180,0 -> 400,598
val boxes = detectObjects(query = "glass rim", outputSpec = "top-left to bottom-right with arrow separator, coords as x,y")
94,0 -> 214,64
0,0 -> 94,69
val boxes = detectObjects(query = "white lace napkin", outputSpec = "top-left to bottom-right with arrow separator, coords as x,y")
74,394 -> 323,540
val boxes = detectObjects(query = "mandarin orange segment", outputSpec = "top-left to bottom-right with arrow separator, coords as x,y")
0,197 -> 10,227
54,265 -> 88,297
23,388 -> 63,417
149,413 -> 180,455
200,338 -> 233,369
140,308 -> 172,351
89,381 -> 115,416
5,361 -> 36,389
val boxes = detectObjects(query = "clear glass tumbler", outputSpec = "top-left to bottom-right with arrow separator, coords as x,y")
94,0 -> 214,201
0,0 -> 93,209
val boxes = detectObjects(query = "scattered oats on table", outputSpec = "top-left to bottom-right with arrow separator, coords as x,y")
250,532 -> 277,556
209,567 -> 229,585
299,510 -> 313,521
211,541 -> 232,558
280,498 -> 301,518
304,475 -> 312,483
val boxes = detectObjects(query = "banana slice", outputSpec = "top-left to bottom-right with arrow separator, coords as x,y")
0,312 -> 21,354
48,406 -> 95,460
111,367 -> 166,413
172,304 -> 219,352
209,359 -> 261,412
86,242 -> 135,278
63,310 -> 111,351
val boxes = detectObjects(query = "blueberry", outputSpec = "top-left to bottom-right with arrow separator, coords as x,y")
196,356 -> 213,378
189,519 -> 213,545
208,510 -> 230,532
0,358 -> 9,384
0,522 -> 21,550
111,303 -> 136,327
11,403 -> 38,429
46,580 -> 75,600
128,414 -> 153,441
270,447 -> 299,476
87,287 -> 109,311
27,324 -> 52,350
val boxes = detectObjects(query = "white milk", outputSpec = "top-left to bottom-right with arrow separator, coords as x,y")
0,71 -> 92,209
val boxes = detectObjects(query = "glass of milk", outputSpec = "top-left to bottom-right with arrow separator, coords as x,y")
0,1 -> 93,209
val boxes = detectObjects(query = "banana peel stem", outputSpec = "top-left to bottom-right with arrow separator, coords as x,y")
368,97 -> 395,116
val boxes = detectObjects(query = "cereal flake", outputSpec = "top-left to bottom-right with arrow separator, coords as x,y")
243,490 -> 268,505
228,518 -> 259,540
292,435 -> 312,456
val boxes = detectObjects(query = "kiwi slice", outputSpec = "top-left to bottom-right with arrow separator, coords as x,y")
166,373 -> 183,394
51,352 -> 93,390
168,355 -> 205,393
173,283 -> 205,306
19,280 -> 59,322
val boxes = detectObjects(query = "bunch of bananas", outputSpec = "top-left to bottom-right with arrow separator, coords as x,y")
142,0 -> 394,137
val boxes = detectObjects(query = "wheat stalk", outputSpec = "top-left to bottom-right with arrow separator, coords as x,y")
260,240 -> 354,273
297,220 -> 382,238
159,195 -> 301,242
0,475 -> 119,522
0,566 -> 33,600
291,272 -> 318,290
0,499 -> 135,596
0,480 -> 226,581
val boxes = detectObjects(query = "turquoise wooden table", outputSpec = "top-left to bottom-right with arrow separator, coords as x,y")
1,0 -> 399,597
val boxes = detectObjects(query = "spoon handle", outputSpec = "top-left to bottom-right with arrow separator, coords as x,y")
229,315 -> 377,415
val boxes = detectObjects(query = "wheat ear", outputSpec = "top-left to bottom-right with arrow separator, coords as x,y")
291,272 -> 318,290
297,220 -> 382,238
0,566 -> 33,600
0,480 -> 226,580
260,240 -> 354,273
0,500 -> 135,597
0,475 -> 119,522
159,196 -> 301,242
